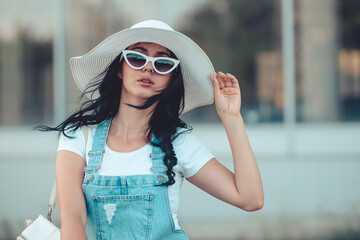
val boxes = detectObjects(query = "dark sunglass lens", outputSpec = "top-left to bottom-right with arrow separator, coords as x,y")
126,53 -> 146,68
154,59 -> 175,72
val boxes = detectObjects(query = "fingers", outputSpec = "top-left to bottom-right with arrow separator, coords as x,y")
216,72 -> 226,89
226,73 -> 239,86
212,72 -> 239,89
218,72 -> 232,88
210,74 -> 221,95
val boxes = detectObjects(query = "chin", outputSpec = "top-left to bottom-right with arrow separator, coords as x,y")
130,93 -> 156,103
121,86 -> 160,103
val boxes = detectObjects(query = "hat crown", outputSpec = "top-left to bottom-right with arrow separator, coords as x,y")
130,20 -> 174,31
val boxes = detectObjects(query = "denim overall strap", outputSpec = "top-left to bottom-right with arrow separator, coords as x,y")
82,125 -> 189,239
83,118 -> 111,180
150,135 -> 168,176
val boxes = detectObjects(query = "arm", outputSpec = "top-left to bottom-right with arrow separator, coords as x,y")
186,72 -> 264,211
56,150 -> 87,239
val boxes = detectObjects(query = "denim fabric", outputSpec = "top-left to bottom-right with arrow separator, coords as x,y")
82,118 -> 189,240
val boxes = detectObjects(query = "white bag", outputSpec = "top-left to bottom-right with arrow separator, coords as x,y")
17,182 -> 60,240
17,215 -> 60,240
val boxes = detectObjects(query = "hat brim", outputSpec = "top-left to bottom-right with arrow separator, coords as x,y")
70,27 -> 215,113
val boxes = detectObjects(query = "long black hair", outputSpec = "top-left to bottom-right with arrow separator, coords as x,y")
34,49 -> 192,185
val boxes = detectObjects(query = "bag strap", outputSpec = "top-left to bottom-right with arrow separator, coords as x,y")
84,125 -> 88,153
47,181 -> 57,221
47,125 -> 89,222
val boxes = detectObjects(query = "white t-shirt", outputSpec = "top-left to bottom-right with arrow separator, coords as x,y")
57,124 -> 214,230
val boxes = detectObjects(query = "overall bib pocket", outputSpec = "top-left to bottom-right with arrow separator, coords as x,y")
92,194 -> 155,240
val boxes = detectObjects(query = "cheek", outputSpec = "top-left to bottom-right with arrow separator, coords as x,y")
161,74 -> 172,88
121,63 -> 130,77
120,65 -> 137,85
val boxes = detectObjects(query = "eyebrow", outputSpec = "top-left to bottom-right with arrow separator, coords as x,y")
131,46 -> 171,58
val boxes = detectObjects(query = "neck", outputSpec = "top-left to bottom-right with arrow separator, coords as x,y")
110,97 -> 156,141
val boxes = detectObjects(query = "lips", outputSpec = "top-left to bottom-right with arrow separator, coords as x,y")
137,77 -> 154,85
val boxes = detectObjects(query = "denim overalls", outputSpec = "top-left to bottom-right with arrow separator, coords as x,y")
82,118 -> 189,240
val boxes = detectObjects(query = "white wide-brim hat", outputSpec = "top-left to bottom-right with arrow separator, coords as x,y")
70,20 -> 215,113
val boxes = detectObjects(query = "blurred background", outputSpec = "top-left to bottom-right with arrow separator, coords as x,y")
0,0 -> 359,239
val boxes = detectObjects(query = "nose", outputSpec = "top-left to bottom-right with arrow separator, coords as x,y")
142,60 -> 154,73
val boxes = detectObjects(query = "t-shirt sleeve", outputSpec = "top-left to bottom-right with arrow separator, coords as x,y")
57,127 -> 86,159
175,131 -> 215,178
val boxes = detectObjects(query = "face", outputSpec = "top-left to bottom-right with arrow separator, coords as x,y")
117,42 -> 174,103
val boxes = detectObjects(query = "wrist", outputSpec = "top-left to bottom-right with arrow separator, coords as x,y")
220,114 -> 247,138
220,113 -> 243,123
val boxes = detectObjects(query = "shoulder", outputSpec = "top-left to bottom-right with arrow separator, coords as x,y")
172,127 -> 215,178
57,125 -> 86,156
172,127 -> 210,156
60,125 -> 84,139
59,123 -> 98,142
172,127 -> 193,146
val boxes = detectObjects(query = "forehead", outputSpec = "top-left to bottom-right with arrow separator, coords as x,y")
127,42 -> 171,54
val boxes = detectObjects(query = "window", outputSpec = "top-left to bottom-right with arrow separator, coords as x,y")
0,0 -> 54,126
295,0 -> 360,122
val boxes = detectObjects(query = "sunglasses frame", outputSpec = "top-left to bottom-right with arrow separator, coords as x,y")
121,50 -> 180,75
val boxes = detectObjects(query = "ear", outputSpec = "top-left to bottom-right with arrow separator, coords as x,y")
117,71 -> 123,79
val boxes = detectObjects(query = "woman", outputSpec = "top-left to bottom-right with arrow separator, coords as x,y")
36,20 -> 263,239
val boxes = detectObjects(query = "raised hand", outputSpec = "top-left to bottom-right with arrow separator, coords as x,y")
210,71 -> 242,119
